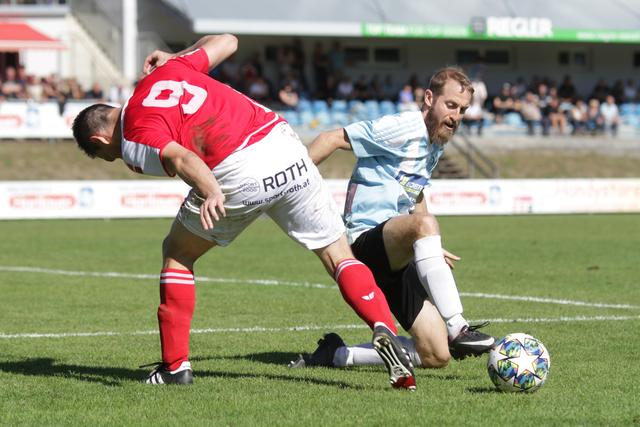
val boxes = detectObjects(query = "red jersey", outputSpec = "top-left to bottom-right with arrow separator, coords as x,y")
121,49 -> 284,176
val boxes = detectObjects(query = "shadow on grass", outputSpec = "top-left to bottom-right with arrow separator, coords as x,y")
467,386 -> 502,394
196,369 -> 365,390
0,357 -> 140,386
0,356 -> 366,389
193,351 -> 298,366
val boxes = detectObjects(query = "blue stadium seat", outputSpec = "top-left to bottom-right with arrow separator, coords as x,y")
505,112 -> 525,127
364,100 -> 380,120
312,99 -> 329,114
298,110 -> 315,126
296,98 -> 312,113
620,103 -> 635,116
314,110 -> 331,126
348,100 -> 367,121
281,110 -> 300,127
331,111 -> 349,126
379,100 -> 396,116
331,99 -> 348,114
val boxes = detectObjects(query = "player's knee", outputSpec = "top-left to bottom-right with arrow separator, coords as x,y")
418,350 -> 451,369
162,234 -> 198,269
413,213 -> 439,240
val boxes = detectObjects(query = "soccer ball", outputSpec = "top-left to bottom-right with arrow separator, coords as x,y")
487,333 -> 550,392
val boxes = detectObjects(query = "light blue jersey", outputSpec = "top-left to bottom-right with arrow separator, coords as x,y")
343,111 -> 443,243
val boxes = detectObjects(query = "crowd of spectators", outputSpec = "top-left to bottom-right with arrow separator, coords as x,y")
0,65 -> 130,111
482,74 -> 635,137
208,38 -> 638,137
3,38 -> 640,138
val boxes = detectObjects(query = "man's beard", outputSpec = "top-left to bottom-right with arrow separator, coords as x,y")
426,111 -> 458,145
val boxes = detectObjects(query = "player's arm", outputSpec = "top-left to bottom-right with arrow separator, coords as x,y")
415,192 -> 460,268
307,128 -> 352,166
143,34 -> 238,74
162,142 -> 226,230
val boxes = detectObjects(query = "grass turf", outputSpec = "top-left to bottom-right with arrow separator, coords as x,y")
0,214 -> 639,426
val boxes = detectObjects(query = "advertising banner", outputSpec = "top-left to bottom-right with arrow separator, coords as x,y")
1,179 -> 639,220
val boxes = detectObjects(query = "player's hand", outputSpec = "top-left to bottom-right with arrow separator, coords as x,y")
443,248 -> 460,269
199,191 -> 226,230
143,50 -> 174,75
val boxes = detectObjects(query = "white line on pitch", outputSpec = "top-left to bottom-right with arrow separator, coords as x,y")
1,315 -> 639,340
0,265 -> 638,310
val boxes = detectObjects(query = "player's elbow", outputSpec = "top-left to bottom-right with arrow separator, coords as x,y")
211,33 -> 238,55
218,33 -> 238,52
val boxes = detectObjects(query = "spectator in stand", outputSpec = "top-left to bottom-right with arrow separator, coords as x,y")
65,77 -> 85,100
462,73 -> 487,136
382,74 -> 395,101
368,74 -> 384,101
623,79 -> 637,103
569,98 -> 588,135
353,74 -> 369,100
493,83 -> 517,123
278,81 -> 299,110
108,83 -> 131,105
590,78 -> 610,103
26,76 -> 43,101
547,94 -> 568,135
240,52 -> 262,83
557,75 -> 577,101
397,84 -> 415,111
413,86 -> 425,109
219,53 -> 241,89
611,79 -> 625,104
407,73 -> 419,90
520,91 -> 543,136
600,95 -> 620,137
247,76 -> 270,102
335,75 -> 354,99
586,98 -> 604,135
2,66 -> 26,98
85,82 -> 104,100
513,77 -> 527,99
312,42 -> 330,98
536,83 -> 553,136
41,74 -> 57,100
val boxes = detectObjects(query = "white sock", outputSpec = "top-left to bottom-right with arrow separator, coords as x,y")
332,336 -> 421,368
414,235 -> 468,339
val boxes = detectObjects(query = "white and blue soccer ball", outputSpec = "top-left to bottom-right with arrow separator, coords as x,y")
487,333 -> 550,392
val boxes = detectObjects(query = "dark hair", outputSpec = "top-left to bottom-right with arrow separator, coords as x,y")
71,103 -> 115,158
428,67 -> 474,97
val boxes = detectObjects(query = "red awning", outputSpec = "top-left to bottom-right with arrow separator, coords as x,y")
0,22 -> 65,51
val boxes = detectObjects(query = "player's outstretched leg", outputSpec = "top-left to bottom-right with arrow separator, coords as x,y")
372,323 -> 416,390
142,361 -> 194,385
448,322 -> 495,360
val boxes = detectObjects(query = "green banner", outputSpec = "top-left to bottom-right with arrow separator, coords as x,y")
362,22 -> 640,44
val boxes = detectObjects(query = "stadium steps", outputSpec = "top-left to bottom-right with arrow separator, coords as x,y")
432,155 -> 469,179
65,13 -> 126,89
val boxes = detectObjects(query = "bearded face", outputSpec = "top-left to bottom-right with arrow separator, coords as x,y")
423,80 -> 472,145
426,108 -> 460,145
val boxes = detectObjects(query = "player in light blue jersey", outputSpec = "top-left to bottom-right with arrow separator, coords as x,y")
290,67 -> 495,371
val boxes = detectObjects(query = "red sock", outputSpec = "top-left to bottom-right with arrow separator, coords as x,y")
334,259 -> 397,334
158,268 -> 195,371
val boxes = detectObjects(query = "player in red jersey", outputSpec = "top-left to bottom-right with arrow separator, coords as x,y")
71,34 -> 415,389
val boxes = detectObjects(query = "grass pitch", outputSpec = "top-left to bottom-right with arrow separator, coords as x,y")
0,214 -> 639,426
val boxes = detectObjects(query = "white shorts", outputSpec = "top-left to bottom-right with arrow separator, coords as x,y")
177,122 -> 345,250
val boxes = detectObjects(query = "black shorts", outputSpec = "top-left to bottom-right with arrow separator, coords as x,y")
350,221 -> 428,332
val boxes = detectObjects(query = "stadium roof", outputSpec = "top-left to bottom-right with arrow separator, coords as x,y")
162,0 -> 640,43
0,22 -> 65,51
